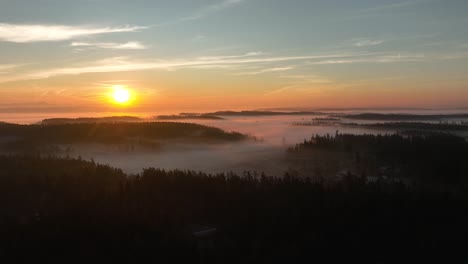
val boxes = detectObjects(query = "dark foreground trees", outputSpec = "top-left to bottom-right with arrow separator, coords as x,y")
288,133 -> 468,188
1,155 -> 467,263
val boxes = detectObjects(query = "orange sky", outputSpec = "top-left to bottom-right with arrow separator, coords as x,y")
1,0 -> 468,113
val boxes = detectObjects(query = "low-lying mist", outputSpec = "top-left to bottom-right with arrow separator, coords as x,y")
59,115 -> 394,175
67,141 -> 288,176
3,112 -> 468,176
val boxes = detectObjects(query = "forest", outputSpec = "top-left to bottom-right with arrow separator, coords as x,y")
1,154 -> 467,262
41,116 -> 144,124
155,114 -> 224,120
343,121 -> 468,131
1,123 -> 468,262
204,110 -> 325,116
0,122 -> 246,152
287,133 -> 468,190
339,113 -> 468,120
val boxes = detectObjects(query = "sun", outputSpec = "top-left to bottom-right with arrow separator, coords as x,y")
114,88 -> 130,103
111,85 -> 133,105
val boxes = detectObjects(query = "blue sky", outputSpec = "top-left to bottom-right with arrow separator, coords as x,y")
0,0 -> 467,111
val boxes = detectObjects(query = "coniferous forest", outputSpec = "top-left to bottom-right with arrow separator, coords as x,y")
1,131 -> 468,263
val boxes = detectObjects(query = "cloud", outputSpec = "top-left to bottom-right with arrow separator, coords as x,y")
181,0 -> 245,21
435,51 -> 468,60
197,52 -> 262,60
148,0 -> 246,28
1,51 -> 426,83
353,39 -> 384,47
25,52 -> 369,79
70,41 -> 147,50
265,83 -> 328,96
192,35 -> 206,42
311,53 -> 425,64
312,60 -> 355,65
342,0 -> 433,21
266,86 -> 324,95
376,54 -> 426,62
0,64 -> 19,74
149,1 -> 246,28
265,74 -> 335,96
0,23 -> 146,43
0,64 -> 16,70
279,74 -> 332,84
235,66 -> 295,75
359,0 -> 431,13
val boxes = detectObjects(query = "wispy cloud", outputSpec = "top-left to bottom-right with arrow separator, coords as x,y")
149,1 -> 246,29
353,38 -> 384,47
310,53 -> 426,65
359,0 -> 431,13
434,51 -> 468,60
0,23 -> 146,43
0,64 -> 19,74
1,51 -> 427,83
265,73 -> 337,96
235,66 -> 294,75
265,86 -> 325,96
279,74 -> 332,84
266,82 -> 330,96
343,0 -> 433,21
192,35 -> 206,42
182,0 -> 245,21
0,64 -> 17,70
377,54 -> 426,62
24,52 -> 369,79
197,52 -> 262,60
70,41 -> 147,50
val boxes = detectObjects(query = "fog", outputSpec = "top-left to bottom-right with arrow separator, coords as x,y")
70,142 -> 286,176
3,112 -> 468,175
62,115 -> 394,175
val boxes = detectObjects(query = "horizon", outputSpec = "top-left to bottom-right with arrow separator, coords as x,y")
3,106 -> 468,125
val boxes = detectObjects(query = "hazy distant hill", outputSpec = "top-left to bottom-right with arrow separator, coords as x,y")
41,116 -> 143,124
155,114 -> 224,120
343,122 -> 468,131
205,110 -> 325,116
341,113 -> 468,121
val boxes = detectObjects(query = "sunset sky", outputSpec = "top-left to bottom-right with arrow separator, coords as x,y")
1,0 -> 468,113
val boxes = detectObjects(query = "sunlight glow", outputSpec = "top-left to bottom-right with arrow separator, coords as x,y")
111,85 -> 133,105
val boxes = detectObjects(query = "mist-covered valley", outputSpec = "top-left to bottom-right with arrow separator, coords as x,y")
60,112 -> 468,177
2,110 -> 468,178
0,112 -> 392,176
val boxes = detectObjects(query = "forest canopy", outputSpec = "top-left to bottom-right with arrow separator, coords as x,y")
0,121 -> 247,147
0,155 -> 467,262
